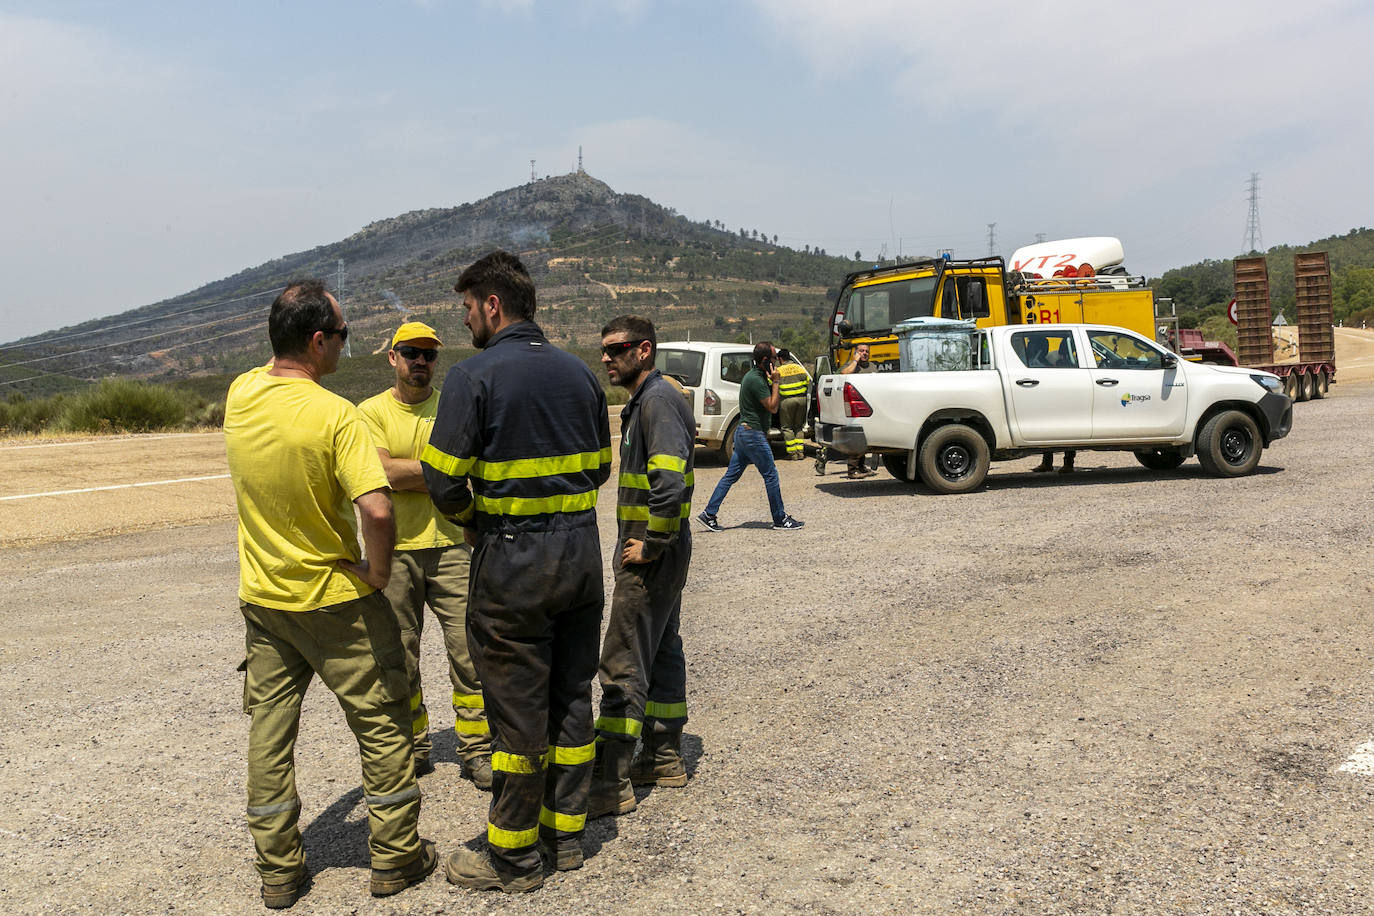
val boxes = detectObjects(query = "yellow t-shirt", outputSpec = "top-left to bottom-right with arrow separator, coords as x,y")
357,389 -> 464,551
224,370 -> 390,611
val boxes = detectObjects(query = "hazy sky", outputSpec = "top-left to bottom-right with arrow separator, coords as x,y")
2,0 -> 1370,342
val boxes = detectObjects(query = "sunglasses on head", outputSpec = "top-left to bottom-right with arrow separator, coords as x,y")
601,339 -> 647,358
319,325 -> 349,343
395,345 -> 438,362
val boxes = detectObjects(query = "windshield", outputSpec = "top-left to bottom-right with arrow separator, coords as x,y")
841,275 -> 937,333
656,348 -> 705,387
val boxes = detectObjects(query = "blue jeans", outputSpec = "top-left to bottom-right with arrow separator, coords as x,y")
705,426 -> 785,524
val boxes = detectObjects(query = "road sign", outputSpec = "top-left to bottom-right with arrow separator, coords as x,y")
1227,298 -> 1238,325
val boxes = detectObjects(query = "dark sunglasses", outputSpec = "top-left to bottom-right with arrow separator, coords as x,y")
395,345 -> 438,362
601,339 -> 647,358
319,325 -> 349,343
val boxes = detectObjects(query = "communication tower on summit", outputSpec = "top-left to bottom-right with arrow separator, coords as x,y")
1243,172 -> 1264,254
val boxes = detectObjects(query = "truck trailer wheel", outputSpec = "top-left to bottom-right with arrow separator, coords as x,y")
1195,410 -> 1262,477
1294,372 -> 1311,402
882,452 -> 915,482
917,424 -> 990,494
1283,373 -> 1299,400
1134,447 -> 1186,471
1313,370 -> 1329,399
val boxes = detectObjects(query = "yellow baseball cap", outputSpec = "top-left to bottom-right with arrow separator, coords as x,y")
392,321 -> 442,349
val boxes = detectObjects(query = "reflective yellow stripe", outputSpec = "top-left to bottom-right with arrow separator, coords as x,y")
474,490 -> 599,516
492,752 -> 545,774
647,515 -> 680,534
410,711 -> 429,735
647,454 -> 687,474
454,720 -> 490,735
452,692 -> 484,709
539,806 -> 586,833
645,700 -> 688,719
420,443 -> 476,478
617,503 -> 691,523
779,383 -> 808,397
619,472 -> 650,490
595,716 -> 642,737
472,448 -> 612,482
546,741 -> 595,766
409,691 -> 423,712
488,822 -> 539,850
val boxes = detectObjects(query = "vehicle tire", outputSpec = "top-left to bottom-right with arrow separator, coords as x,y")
916,424 -> 990,494
1294,372 -> 1311,402
719,420 -> 738,463
1313,370 -> 1329,399
882,451 -> 914,482
1134,447 -> 1186,471
1195,409 -> 1262,477
1283,373 -> 1299,400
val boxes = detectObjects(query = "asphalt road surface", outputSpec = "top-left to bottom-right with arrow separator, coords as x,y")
1,380 -> 1372,914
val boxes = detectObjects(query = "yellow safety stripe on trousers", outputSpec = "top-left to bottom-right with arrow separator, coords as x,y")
539,805 -> 587,833
452,691 -> 484,709
595,715 -> 642,738
473,448 -> 612,482
616,504 -> 692,521
420,443 -> 476,478
410,690 -> 423,711
492,751 -> 546,775
618,470 -> 695,490
411,711 -> 429,735
647,454 -> 688,474
454,719 -> 490,736
488,821 -> 539,850
546,741 -> 596,766
644,700 -> 688,719
473,490 -> 599,517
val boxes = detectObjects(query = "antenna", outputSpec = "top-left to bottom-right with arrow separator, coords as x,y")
337,259 -> 350,357
986,223 -> 998,257
578,146 -> 583,174
1243,172 -> 1264,253
530,159 -> 536,182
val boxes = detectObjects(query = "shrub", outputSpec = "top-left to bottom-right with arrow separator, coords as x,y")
59,379 -> 189,433
0,392 -> 65,434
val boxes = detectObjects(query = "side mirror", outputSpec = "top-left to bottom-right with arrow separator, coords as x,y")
1162,353 -> 1178,369
838,320 -> 854,336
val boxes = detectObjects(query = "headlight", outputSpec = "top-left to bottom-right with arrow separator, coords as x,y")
1250,373 -> 1282,392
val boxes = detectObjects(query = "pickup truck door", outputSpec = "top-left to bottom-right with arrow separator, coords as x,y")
1085,329 -> 1188,439
1003,328 -> 1094,443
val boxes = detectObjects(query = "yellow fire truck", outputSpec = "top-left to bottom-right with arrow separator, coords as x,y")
827,237 -> 1156,371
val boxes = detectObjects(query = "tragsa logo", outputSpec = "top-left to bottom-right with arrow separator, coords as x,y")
1120,392 -> 1152,406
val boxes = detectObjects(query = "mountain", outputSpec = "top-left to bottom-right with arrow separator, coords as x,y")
0,172 -> 853,396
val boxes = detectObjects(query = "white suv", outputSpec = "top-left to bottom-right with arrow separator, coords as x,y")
655,341 -> 810,460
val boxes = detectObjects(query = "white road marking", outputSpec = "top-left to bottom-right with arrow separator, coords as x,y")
0,474 -> 230,502
0,432 -> 219,451
1336,741 -> 1374,776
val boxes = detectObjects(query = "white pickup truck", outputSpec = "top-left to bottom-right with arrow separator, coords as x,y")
815,322 -> 1293,494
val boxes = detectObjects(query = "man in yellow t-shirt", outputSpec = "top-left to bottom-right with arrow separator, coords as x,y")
224,281 -> 435,908
359,322 -> 493,789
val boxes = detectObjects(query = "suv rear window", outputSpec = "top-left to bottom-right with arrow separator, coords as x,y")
657,348 -> 705,387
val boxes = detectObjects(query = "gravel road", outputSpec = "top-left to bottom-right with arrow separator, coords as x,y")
1,382 -> 1372,914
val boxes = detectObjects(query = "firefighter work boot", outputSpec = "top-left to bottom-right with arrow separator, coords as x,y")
586,739 -> 637,820
445,847 -> 543,893
260,869 -> 310,909
413,756 -> 434,777
370,839 -> 438,897
630,730 -> 688,788
461,754 -> 493,791
538,836 -> 584,871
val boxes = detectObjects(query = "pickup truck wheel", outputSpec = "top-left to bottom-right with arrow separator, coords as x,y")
882,452 -> 914,482
1196,409 -> 1262,477
1134,447 -> 1186,471
917,424 -> 990,494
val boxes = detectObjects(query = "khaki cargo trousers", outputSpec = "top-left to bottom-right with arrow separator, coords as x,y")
383,544 -> 491,764
240,592 -> 421,882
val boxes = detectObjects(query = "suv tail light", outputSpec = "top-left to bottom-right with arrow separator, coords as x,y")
703,388 -> 721,416
842,382 -> 872,418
